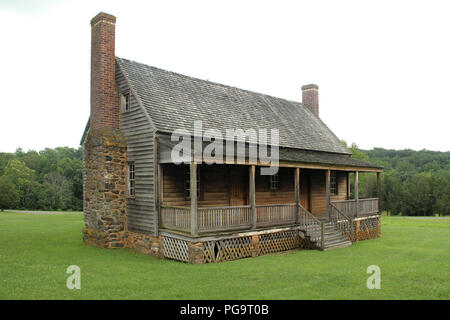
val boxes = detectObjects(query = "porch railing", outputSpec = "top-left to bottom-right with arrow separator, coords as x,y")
160,206 -> 191,232
359,198 -> 379,215
198,205 -> 252,232
256,203 -> 297,227
161,203 -> 298,234
330,198 -> 379,217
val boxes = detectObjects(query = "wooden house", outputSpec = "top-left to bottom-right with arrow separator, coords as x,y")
81,12 -> 382,264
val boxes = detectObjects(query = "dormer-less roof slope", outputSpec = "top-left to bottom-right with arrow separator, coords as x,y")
116,57 -> 351,155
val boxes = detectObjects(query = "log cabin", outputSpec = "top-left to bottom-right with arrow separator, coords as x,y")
81,12 -> 383,264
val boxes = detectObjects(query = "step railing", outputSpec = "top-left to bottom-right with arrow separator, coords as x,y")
330,203 -> 354,242
298,204 -> 324,250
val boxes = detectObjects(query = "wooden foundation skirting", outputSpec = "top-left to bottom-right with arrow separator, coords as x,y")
160,227 -> 316,264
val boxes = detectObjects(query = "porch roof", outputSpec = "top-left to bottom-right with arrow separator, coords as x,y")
278,148 -> 383,170
157,134 -> 382,171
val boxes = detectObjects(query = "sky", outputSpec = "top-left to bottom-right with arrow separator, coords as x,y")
1,0 -> 449,153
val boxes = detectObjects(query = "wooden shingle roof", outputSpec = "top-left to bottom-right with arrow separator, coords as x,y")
116,57 -> 351,155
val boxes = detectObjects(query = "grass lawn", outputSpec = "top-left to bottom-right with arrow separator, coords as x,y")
0,211 -> 449,299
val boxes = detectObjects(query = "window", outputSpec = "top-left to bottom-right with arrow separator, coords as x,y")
185,167 -> 200,199
128,162 -> 135,196
121,92 -> 131,112
330,171 -> 338,195
269,173 -> 279,190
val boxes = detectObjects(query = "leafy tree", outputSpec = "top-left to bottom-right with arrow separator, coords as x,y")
0,175 -> 20,211
3,159 -> 35,207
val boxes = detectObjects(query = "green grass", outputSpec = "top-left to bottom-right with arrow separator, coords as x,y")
0,212 -> 449,299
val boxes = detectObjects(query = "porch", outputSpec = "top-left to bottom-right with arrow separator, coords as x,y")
161,198 -> 379,234
158,163 -> 381,237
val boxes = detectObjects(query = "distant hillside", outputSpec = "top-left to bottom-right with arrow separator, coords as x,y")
364,148 -> 450,179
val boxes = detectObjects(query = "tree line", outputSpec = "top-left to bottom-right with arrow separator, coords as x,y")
345,143 -> 450,216
0,144 -> 448,215
0,147 -> 82,211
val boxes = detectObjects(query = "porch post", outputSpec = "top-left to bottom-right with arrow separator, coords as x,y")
190,162 -> 198,236
355,170 -> 359,217
325,169 -> 331,220
295,167 -> 300,224
157,163 -> 163,230
250,165 -> 257,230
377,172 -> 381,214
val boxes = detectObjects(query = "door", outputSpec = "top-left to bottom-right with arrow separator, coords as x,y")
229,167 -> 248,206
300,173 -> 311,211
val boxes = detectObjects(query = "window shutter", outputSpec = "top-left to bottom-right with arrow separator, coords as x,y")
121,94 -> 126,112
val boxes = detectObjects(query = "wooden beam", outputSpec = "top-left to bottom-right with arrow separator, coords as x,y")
190,162 -> 198,236
355,171 -> 359,217
347,171 -> 351,200
249,165 -> 257,230
295,167 -> 300,224
325,169 -> 331,220
154,136 -> 160,236
377,172 -> 381,214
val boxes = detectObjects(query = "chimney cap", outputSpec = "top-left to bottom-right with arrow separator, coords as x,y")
301,84 -> 319,90
91,12 -> 116,26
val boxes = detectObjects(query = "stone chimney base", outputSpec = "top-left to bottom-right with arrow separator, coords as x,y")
83,127 -> 127,249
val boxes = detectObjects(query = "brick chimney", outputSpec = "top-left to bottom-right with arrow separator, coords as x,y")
83,12 -> 127,249
301,84 -> 319,117
90,12 -> 119,129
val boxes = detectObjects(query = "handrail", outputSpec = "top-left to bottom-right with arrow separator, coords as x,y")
331,198 -> 378,203
161,205 -> 190,209
256,203 -> 296,207
330,202 -> 352,220
330,199 -> 356,203
298,204 -> 324,250
358,198 -> 379,201
330,202 -> 354,241
299,204 -> 321,224
198,205 -> 251,210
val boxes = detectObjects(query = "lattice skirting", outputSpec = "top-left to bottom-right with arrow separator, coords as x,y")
259,230 -> 300,255
210,236 -> 253,263
351,216 -> 381,242
162,236 -> 189,262
197,229 -> 304,264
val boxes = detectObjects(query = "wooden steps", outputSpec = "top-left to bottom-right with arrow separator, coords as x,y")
302,222 -> 352,251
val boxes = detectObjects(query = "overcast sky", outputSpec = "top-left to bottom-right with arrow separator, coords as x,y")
1,0 -> 449,153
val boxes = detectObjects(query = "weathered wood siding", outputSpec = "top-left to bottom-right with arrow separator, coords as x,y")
255,167 -> 295,205
162,164 -> 232,207
161,162 -> 349,218
310,170 -> 347,215
116,65 -> 156,235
